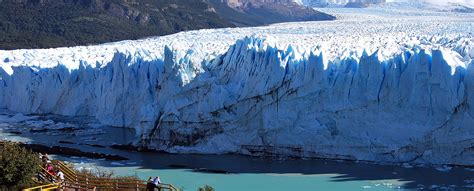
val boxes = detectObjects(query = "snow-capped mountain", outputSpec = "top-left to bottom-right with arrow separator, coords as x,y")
297,0 -> 474,9
0,7 -> 473,165
386,0 -> 474,13
377,1 -> 474,12
209,0 -> 335,26
295,0 -> 386,7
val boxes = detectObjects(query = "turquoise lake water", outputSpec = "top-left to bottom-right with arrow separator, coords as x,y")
58,152 -> 472,191
1,115 -> 472,191
111,168 -> 405,191
110,167 -> 406,191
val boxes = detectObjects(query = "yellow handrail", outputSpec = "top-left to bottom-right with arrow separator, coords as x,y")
51,160 -> 178,191
22,182 -> 62,191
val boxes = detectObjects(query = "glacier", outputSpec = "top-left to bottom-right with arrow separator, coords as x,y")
1,8 -> 474,166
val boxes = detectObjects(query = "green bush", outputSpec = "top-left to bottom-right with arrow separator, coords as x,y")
197,185 -> 215,191
0,142 -> 41,188
76,166 -> 141,182
76,166 -> 115,178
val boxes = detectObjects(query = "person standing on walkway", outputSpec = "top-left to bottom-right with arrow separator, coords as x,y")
41,153 -> 49,164
146,177 -> 154,191
152,176 -> 161,191
56,168 -> 64,182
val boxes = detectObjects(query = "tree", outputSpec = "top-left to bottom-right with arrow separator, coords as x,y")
0,142 -> 41,188
197,185 -> 215,191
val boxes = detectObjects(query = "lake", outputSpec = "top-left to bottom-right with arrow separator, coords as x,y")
0,113 -> 472,191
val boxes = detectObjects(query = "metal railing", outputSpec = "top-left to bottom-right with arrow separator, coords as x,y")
53,160 -> 178,191
23,182 -> 62,191
24,160 -> 178,191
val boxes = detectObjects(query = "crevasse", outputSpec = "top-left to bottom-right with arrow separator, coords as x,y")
0,37 -> 473,165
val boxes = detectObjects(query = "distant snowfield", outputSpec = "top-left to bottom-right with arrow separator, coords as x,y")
385,0 -> 474,8
1,8 -> 473,165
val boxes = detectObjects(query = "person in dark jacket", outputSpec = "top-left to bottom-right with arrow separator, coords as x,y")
146,177 -> 154,191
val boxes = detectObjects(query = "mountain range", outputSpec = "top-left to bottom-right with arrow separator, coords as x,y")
295,0 -> 386,7
0,0 -> 335,50
296,0 -> 474,9
210,0 -> 335,26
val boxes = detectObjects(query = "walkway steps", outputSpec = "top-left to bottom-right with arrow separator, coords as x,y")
24,160 -> 178,191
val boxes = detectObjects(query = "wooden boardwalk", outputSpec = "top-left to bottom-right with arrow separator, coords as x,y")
24,160 -> 178,191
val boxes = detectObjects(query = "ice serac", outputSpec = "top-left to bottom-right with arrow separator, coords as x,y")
0,37 -> 473,166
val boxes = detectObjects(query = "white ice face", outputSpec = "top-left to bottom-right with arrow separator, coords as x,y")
0,5 -> 471,73
0,6 -> 473,165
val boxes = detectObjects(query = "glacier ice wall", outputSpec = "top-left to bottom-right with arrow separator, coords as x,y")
0,37 -> 473,165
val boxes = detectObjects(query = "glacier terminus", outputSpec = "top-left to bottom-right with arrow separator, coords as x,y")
0,6 -> 473,166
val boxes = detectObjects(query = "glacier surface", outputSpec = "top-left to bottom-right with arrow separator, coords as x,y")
0,8 -> 473,165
